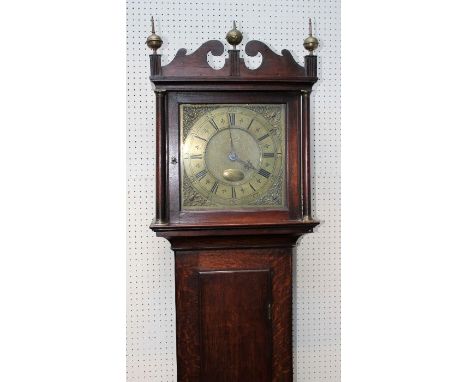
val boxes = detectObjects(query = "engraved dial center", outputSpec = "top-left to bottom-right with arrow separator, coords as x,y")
205,127 -> 261,185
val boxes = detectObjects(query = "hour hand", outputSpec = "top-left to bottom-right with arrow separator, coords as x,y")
226,151 -> 256,171
235,157 -> 256,171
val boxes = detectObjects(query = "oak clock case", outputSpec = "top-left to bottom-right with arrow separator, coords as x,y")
147,19 -> 319,382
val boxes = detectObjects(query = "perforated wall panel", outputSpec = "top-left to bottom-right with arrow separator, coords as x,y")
127,1 -> 340,380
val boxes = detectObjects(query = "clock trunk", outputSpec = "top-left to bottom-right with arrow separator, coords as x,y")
172,238 -> 295,382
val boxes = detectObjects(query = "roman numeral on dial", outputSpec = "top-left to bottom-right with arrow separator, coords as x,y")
210,181 -> 219,194
231,187 -> 236,199
228,113 -> 236,126
195,169 -> 207,179
190,154 -> 203,159
208,119 -> 219,131
258,168 -> 271,178
263,153 -> 275,158
194,135 -> 207,142
258,133 -> 269,142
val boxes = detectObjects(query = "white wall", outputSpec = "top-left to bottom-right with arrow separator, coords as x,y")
126,0 -> 340,380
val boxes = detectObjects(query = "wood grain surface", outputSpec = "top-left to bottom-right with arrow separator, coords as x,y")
199,270 -> 272,381
175,245 -> 294,381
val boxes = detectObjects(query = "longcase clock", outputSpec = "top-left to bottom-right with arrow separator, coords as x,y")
146,19 -> 320,382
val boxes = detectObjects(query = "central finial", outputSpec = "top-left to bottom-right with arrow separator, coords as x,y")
146,16 -> 163,53
226,21 -> 243,50
303,18 -> 319,55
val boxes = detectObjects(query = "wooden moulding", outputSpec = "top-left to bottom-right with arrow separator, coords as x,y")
304,55 -> 317,78
301,90 -> 312,220
150,39 -> 317,83
149,54 -> 161,76
153,90 -> 167,225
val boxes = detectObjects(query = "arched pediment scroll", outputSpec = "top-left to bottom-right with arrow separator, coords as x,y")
161,40 -> 230,77
240,40 -> 305,78
152,39 -> 315,82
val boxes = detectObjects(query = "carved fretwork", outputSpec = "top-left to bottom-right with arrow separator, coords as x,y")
159,40 -> 230,77
240,40 -> 305,78
150,39 -> 317,82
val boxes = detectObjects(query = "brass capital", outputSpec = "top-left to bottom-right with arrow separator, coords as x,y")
151,218 -> 168,226
302,215 -> 312,222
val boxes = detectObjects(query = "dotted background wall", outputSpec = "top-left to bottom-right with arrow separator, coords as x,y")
127,1 -> 340,380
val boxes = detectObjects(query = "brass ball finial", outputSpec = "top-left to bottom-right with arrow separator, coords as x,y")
146,16 -> 163,53
226,21 -> 243,49
303,17 -> 319,55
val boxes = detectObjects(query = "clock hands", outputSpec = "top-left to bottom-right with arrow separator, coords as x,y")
228,124 -> 235,155
234,157 -> 257,171
226,144 -> 256,171
226,123 -> 255,170
227,118 -> 238,162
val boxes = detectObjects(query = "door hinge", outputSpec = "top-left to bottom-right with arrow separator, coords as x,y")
267,303 -> 272,321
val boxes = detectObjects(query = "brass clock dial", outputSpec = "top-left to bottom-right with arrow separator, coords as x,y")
180,104 -> 286,210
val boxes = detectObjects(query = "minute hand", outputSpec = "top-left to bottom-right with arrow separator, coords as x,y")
228,124 -> 235,153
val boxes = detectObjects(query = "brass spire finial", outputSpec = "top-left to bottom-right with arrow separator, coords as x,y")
146,16 -> 163,53
303,17 -> 319,55
226,20 -> 243,50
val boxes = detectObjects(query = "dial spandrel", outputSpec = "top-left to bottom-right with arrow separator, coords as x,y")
180,104 -> 285,210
